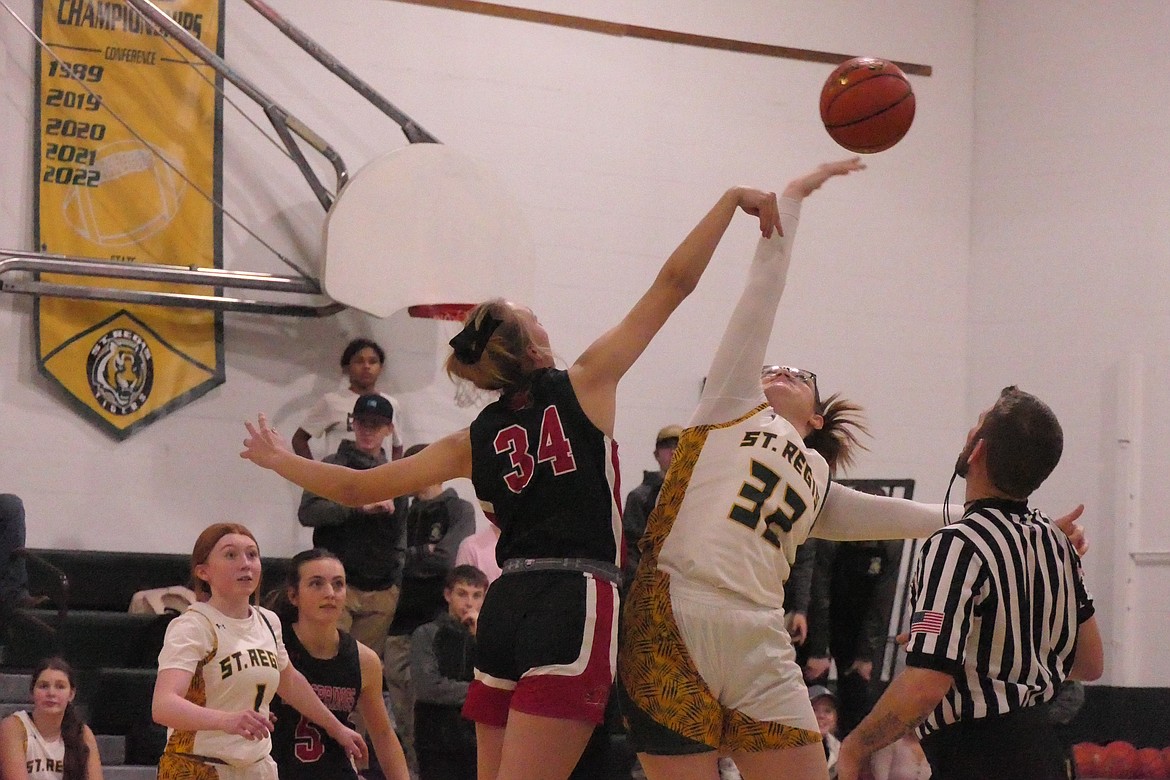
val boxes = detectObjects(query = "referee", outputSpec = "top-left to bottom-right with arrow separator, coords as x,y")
837,386 -> 1103,780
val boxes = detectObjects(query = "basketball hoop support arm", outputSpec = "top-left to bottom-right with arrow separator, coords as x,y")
123,0 -> 349,211
1,0 -> 448,316
239,0 -> 440,145
0,251 -> 344,317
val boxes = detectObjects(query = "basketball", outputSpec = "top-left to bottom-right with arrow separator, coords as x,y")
820,56 -> 916,154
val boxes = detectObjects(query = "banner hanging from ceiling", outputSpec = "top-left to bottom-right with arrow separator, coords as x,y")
35,0 -> 224,438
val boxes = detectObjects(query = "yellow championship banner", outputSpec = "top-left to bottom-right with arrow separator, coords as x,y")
35,0 -> 224,438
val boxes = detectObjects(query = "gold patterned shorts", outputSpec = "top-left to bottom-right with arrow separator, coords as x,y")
618,567 -> 821,755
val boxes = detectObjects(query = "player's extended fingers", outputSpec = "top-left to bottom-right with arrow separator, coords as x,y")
758,195 -> 781,238
1054,504 -> 1088,555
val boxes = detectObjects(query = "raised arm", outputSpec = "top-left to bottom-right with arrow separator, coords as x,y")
242,423 -> 472,507
692,158 -> 866,427
1068,615 -> 1104,681
568,187 -> 783,434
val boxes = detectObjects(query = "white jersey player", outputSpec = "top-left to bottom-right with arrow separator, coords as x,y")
620,159 -> 955,780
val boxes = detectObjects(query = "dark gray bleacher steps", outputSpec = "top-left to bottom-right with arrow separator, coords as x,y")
105,768 -> 157,780
3,610 -> 165,669
97,733 -> 126,764
24,548 -> 294,613
0,671 -> 30,702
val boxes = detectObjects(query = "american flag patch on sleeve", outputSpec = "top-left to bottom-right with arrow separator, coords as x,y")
910,610 -> 945,636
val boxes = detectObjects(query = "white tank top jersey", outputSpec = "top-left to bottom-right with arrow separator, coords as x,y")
657,405 -> 829,610
157,602 -> 289,766
13,710 -> 65,780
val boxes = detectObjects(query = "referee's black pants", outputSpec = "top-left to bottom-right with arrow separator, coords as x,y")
920,705 -> 1071,780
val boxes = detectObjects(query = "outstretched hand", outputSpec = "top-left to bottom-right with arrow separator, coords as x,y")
241,414 -> 292,470
735,188 -> 783,238
784,156 -> 866,200
1053,504 -> 1088,556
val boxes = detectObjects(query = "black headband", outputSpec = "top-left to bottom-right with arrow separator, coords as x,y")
449,312 -> 503,365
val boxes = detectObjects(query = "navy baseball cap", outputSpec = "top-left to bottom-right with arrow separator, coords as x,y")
352,394 -> 394,424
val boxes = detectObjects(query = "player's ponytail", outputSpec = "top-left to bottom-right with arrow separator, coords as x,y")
804,393 -> 869,474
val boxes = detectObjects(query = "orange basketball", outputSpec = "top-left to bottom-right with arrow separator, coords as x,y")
820,57 -> 915,154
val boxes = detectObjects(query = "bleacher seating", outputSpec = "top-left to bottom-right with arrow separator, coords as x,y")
3,548 -> 294,770
24,548 -> 294,613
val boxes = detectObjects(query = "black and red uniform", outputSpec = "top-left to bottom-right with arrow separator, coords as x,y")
462,368 -> 623,727
271,627 -> 362,780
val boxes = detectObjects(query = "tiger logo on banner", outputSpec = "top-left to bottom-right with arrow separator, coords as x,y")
35,0 -> 224,438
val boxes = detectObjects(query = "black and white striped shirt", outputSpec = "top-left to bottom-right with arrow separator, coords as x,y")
905,498 -> 1094,737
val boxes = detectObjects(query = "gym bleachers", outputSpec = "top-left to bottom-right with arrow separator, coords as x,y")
3,548 -> 293,772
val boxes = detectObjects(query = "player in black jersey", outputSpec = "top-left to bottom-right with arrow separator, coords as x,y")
271,549 -> 410,780
243,185 -> 786,780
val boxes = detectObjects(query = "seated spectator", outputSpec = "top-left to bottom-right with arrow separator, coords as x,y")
0,656 -> 103,780
299,394 -> 408,653
293,337 -> 406,461
384,444 -> 477,776
409,565 -> 488,780
809,685 -> 842,779
454,522 -> 501,584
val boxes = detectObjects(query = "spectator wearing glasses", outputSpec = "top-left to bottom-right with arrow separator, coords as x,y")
618,159 -> 1018,780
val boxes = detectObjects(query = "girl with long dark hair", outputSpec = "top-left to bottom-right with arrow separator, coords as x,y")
0,656 -> 102,780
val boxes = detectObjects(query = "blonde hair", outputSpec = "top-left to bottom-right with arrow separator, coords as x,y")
444,298 -> 552,393
803,393 -> 869,474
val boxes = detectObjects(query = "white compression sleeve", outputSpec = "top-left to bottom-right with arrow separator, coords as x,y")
690,197 -> 802,427
812,484 -> 961,541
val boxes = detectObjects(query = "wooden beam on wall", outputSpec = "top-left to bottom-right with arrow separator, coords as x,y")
386,0 -> 933,77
